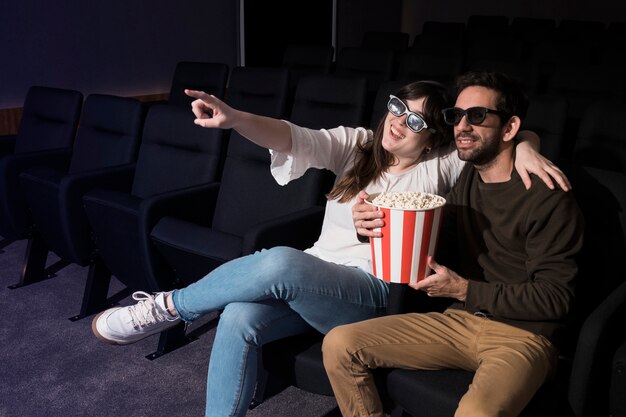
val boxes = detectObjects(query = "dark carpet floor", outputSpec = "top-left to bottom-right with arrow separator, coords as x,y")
0,240 -> 339,417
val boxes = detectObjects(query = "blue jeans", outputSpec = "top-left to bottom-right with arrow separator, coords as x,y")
171,246 -> 389,417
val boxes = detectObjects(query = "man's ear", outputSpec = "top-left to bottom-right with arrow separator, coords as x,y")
502,115 -> 521,143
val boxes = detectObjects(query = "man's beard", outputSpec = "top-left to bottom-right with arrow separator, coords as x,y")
456,131 -> 502,166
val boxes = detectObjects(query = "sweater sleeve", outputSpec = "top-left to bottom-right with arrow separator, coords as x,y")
269,121 -> 370,185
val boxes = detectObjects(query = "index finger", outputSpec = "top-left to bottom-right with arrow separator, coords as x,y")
413,275 -> 436,291
184,89 -> 212,100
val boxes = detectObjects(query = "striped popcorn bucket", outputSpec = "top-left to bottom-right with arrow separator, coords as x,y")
367,193 -> 445,284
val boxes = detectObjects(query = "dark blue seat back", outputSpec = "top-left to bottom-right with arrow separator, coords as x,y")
212,66 -> 328,236
524,94 -> 568,162
290,74 -> 368,129
15,86 -> 83,153
335,46 -> 395,95
130,103 -> 226,199
212,136 -> 327,237
68,94 -> 144,174
574,100 -> 626,173
168,61 -> 229,106
226,66 -> 289,118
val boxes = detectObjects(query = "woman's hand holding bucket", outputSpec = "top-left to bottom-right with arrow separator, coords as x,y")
352,191 -> 384,238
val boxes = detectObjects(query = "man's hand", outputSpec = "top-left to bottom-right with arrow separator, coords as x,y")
515,137 -> 571,191
411,257 -> 468,302
352,190 -> 384,238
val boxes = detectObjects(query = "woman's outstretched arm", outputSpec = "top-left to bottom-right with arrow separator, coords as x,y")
185,89 -> 293,153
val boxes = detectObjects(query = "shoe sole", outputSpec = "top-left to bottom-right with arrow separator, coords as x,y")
91,311 -> 133,345
91,310 -> 181,345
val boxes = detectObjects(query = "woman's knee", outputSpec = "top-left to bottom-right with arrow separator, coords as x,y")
253,246 -> 307,275
218,303 -> 267,346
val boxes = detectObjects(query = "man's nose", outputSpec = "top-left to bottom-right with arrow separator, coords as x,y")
456,114 -> 472,131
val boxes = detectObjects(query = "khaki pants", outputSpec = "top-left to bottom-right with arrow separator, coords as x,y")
322,309 -> 558,417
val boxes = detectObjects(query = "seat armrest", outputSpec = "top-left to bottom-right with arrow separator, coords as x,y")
0,135 -> 17,154
241,206 -> 326,254
568,279 -> 626,416
386,282 -> 453,315
140,182 -> 221,230
61,163 -> 136,196
2,147 -> 73,174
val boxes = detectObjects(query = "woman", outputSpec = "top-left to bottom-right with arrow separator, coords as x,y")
92,81 -> 567,417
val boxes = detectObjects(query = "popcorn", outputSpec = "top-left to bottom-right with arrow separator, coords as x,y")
370,191 -> 445,210
367,191 -> 446,284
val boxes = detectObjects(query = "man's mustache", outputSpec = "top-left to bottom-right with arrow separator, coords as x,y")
456,133 -> 479,140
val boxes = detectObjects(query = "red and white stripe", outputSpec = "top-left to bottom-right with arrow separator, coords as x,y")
370,207 -> 443,284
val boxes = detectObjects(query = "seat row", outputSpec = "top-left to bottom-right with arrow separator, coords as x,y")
167,61 -> 626,171
279,36 -> 626,159
0,65 -> 372,358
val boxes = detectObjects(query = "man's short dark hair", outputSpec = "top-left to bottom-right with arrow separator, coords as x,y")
456,71 -> 529,121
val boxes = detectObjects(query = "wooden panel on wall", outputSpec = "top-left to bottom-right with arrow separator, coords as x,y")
0,93 -> 168,136
0,107 -> 23,136
134,93 -> 169,103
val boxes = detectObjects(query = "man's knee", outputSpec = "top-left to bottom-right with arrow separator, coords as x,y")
322,325 -> 357,367
456,390 -> 503,417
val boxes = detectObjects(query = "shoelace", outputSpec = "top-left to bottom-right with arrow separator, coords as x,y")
127,291 -> 177,330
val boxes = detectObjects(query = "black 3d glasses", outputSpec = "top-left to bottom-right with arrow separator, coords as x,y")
442,107 -> 511,126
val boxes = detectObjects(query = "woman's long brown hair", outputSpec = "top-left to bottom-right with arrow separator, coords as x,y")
327,81 -> 454,203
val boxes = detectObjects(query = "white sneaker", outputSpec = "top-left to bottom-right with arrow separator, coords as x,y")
92,291 -> 181,345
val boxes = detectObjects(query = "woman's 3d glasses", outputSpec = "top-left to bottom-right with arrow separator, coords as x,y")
387,95 -> 435,133
442,107 -> 511,126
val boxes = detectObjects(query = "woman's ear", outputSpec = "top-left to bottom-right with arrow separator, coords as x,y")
502,115 -> 521,143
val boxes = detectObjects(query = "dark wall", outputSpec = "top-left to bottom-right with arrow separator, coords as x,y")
3,0 -> 624,109
1,0 -> 237,108
243,0 -> 334,67
337,0 -> 403,48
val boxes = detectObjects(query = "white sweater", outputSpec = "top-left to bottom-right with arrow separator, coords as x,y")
270,121 -> 465,274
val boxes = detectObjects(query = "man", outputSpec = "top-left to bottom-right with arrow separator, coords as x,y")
321,71 -> 584,417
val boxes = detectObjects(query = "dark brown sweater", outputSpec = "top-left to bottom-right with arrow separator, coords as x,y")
439,164 -> 584,348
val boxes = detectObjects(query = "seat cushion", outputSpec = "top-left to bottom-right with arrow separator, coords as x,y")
83,188 -> 142,215
261,332 -> 334,396
150,216 -> 243,284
